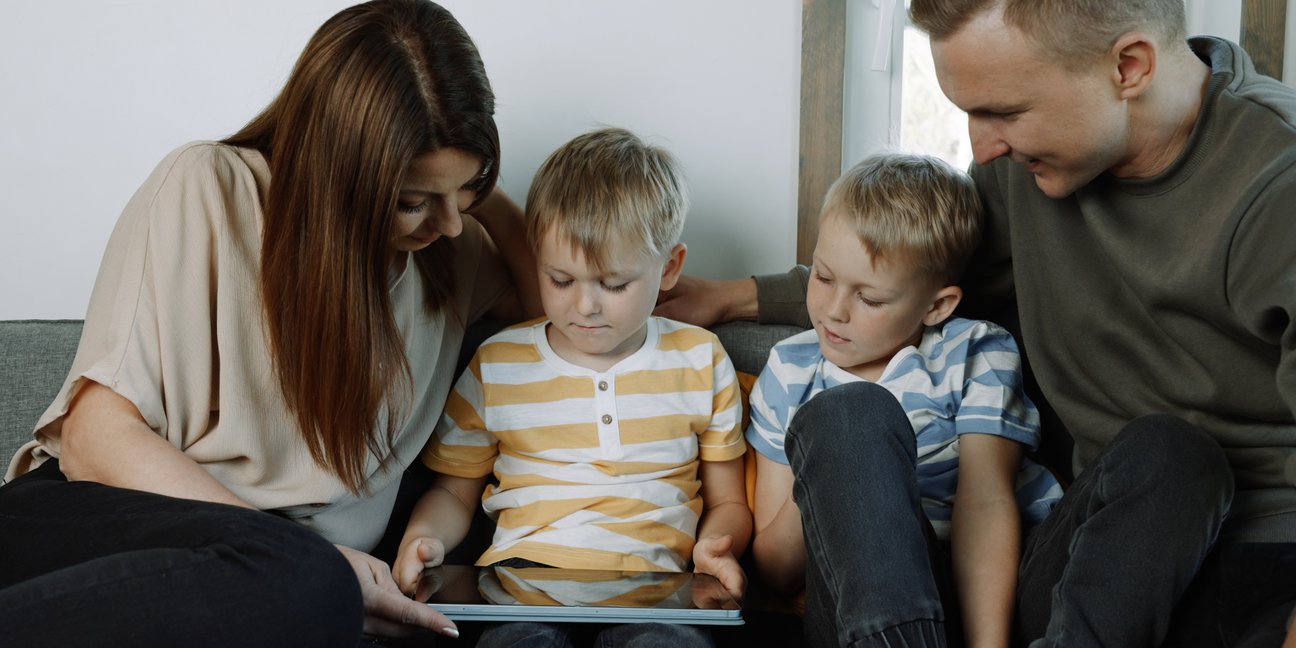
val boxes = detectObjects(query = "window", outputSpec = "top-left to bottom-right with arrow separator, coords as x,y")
899,25 -> 971,170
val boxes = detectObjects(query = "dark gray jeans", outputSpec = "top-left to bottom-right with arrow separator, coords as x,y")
0,459 -> 364,647
786,382 -> 957,648
1017,414 -> 1295,647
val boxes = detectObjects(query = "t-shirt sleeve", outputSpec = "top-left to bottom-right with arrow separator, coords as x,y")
698,340 -> 746,462
420,351 -> 499,478
954,323 -> 1042,450
28,143 -> 251,461
743,350 -> 794,465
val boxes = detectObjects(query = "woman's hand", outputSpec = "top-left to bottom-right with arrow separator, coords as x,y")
333,544 -> 459,640
692,534 -> 746,605
394,536 -> 447,596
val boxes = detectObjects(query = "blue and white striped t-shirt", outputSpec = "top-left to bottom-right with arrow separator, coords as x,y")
745,317 -> 1062,538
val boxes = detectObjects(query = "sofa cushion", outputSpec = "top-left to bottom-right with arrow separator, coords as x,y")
1,320 -> 83,466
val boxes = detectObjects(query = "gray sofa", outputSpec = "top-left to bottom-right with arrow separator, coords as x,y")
0,319 -> 802,483
0,320 -> 85,471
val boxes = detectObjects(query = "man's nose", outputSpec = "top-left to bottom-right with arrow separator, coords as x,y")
969,117 -> 1011,165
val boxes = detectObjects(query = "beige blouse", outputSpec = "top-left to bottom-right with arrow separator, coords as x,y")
6,142 -> 510,551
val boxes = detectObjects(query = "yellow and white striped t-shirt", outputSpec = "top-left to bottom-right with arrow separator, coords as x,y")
421,317 -> 745,572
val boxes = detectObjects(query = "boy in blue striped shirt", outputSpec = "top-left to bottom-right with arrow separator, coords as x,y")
747,152 -> 1061,648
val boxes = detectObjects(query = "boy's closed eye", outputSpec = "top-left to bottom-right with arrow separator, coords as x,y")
545,275 -> 632,293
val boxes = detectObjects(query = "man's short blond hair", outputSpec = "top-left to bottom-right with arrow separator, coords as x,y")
525,127 -> 687,271
822,152 -> 981,286
910,0 -> 1187,68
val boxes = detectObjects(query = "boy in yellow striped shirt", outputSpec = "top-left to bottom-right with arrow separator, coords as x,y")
395,128 -> 751,643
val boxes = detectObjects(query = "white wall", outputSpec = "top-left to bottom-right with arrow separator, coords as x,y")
0,0 -> 802,319
1186,0 -> 1242,42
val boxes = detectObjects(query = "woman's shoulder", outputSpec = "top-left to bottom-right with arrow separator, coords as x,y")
124,141 -> 265,235
152,141 -> 260,181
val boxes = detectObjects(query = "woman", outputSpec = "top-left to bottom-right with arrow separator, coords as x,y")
0,1 -> 539,645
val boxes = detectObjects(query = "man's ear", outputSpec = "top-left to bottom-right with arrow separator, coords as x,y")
658,243 -> 688,291
922,285 -> 963,326
1109,33 -> 1157,100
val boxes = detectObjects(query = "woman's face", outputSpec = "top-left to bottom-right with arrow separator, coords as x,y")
390,148 -> 484,253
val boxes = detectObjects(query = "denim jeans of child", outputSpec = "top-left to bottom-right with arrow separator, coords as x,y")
0,459 -> 365,647
1016,414 -> 1295,647
785,381 -> 958,648
476,620 -> 715,648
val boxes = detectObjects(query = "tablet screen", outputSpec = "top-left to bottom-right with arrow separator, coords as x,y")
415,565 -> 743,625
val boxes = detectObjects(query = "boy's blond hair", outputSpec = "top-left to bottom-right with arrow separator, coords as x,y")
910,0 -> 1186,70
822,152 -> 982,286
525,128 -> 687,271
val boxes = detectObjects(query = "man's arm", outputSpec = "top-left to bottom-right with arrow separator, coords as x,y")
655,266 -> 811,328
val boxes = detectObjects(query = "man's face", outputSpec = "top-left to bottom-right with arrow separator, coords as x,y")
931,11 -> 1130,198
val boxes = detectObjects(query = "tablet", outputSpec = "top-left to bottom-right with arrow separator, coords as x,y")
416,565 -> 744,626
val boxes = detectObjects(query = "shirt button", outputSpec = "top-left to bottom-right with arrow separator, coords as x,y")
601,414 -> 613,425
598,381 -> 609,391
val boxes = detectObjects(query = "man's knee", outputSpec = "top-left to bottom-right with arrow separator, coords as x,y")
1105,414 -> 1233,512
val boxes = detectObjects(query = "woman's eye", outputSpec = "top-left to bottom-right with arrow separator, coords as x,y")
398,201 -> 427,215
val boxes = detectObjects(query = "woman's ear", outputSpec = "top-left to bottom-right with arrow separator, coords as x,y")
658,243 -> 688,291
922,284 -> 963,326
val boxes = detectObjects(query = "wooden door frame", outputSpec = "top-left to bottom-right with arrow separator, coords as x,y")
797,0 -> 846,266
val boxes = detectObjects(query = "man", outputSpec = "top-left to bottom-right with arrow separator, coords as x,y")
658,1 -> 1296,645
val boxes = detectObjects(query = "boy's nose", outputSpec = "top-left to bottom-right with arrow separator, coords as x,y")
827,291 -> 850,322
577,286 -> 601,316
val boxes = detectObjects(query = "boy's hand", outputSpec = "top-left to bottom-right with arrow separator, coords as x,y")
393,536 -> 446,596
692,534 -> 746,604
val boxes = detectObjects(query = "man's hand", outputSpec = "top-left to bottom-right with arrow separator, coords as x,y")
655,275 -> 757,327
393,536 -> 447,596
692,534 -> 746,605
333,544 -> 458,640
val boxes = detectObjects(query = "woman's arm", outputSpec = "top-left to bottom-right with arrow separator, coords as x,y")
693,456 -> 752,601
394,472 -> 488,594
951,433 -> 1024,648
60,381 -> 252,507
750,452 -> 808,594
468,187 -> 543,320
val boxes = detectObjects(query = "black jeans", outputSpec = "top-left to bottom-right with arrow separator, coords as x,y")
0,460 -> 364,647
1017,414 -> 1294,647
786,382 -> 958,648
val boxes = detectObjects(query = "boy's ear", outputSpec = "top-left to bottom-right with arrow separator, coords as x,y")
922,285 -> 962,326
658,243 -> 688,291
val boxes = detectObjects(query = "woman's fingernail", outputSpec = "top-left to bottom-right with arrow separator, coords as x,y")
441,627 -> 460,639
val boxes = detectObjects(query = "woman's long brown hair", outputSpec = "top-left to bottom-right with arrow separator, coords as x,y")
223,0 -> 500,494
